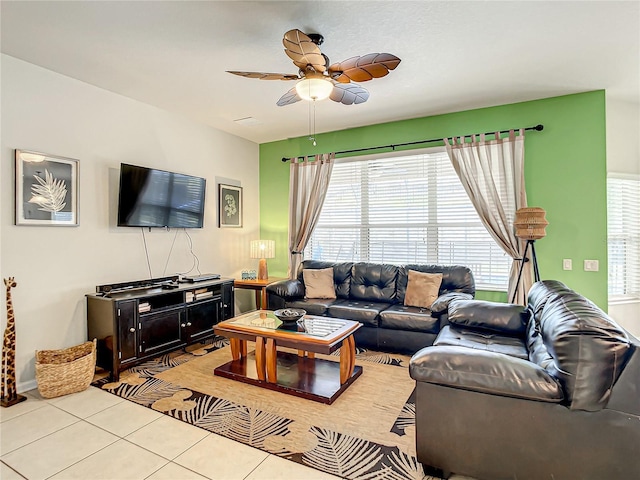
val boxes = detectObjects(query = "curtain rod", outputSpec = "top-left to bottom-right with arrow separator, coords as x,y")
281,124 -> 544,162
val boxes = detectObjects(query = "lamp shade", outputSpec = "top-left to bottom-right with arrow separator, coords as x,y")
295,77 -> 333,101
250,240 -> 275,259
514,207 -> 548,240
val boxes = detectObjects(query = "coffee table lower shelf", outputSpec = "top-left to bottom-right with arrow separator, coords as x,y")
214,350 -> 363,405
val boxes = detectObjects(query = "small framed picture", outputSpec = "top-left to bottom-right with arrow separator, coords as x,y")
218,184 -> 242,228
15,149 -> 79,226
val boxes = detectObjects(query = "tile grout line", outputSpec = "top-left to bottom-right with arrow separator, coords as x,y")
143,433 -> 216,480
42,433 -> 123,480
1,459 -> 28,480
242,455 -> 273,480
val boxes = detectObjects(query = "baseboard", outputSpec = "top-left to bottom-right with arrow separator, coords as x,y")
17,378 -> 37,394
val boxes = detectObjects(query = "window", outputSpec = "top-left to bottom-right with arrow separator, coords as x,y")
607,174 -> 640,300
304,148 -> 511,290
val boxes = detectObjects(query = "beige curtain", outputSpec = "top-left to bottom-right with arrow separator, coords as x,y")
288,153 -> 335,278
444,130 -> 531,304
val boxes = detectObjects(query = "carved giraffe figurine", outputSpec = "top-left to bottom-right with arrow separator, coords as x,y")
1,277 -> 26,407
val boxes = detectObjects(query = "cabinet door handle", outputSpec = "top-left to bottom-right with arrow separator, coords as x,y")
181,323 -> 186,328
186,322 -> 192,327
129,327 -> 135,333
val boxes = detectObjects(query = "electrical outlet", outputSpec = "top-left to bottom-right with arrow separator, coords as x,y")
584,260 -> 599,272
563,259 -> 572,270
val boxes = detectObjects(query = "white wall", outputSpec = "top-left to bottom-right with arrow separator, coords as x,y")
606,98 -> 640,175
606,97 -> 640,337
1,55 -> 260,391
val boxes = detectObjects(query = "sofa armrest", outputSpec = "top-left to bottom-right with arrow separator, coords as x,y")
266,279 -> 306,310
409,345 -> 563,403
430,292 -> 473,316
266,279 -> 305,300
448,299 -> 530,336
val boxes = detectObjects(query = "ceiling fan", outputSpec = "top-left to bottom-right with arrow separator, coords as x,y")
227,29 -> 401,106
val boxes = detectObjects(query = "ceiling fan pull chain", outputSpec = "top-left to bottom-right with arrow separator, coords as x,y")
308,100 -> 317,146
313,102 -> 317,146
308,101 -> 312,143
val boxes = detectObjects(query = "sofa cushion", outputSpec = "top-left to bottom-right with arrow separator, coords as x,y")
303,267 -> 336,299
327,299 -> 390,327
528,280 -> 632,411
404,270 -> 442,308
379,304 -> 440,333
448,299 -> 530,336
286,298 -> 334,316
409,345 -> 564,402
435,325 -> 529,360
397,264 -> 475,304
297,260 -> 353,299
349,263 -> 398,303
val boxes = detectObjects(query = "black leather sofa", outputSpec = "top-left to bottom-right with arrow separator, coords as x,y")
266,260 -> 475,354
409,280 -> 640,480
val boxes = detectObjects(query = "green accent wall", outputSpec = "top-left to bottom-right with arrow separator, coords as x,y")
259,91 -> 608,308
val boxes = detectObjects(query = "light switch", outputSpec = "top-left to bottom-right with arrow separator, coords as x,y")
563,259 -> 572,270
584,260 -> 599,272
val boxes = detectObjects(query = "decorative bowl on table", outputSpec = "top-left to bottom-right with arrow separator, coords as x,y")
273,308 -> 306,325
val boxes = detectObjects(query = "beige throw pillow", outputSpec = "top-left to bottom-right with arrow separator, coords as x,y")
404,270 -> 443,308
303,267 -> 336,299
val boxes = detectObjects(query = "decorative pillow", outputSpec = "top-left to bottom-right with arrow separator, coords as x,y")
404,270 -> 443,308
303,267 -> 336,299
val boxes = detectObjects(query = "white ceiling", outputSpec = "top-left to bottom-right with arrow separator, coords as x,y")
2,1 -> 638,144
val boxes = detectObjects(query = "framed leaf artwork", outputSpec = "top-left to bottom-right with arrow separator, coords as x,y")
218,183 -> 242,228
15,149 -> 79,226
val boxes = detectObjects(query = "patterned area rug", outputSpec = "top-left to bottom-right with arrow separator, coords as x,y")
94,338 -> 438,480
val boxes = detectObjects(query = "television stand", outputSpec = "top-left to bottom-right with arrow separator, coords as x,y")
87,277 -> 234,380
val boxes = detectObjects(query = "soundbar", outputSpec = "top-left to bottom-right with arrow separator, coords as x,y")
96,276 -> 178,294
182,273 -> 221,282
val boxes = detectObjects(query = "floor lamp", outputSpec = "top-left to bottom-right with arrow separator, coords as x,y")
511,207 -> 548,303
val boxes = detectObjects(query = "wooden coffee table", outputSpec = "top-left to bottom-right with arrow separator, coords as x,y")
213,310 -> 362,404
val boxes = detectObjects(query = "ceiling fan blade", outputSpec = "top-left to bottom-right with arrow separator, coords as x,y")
227,71 -> 299,81
329,53 -> 401,83
330,83 -> 369,105
283,29 -> 326,73
276,87 -> 302,106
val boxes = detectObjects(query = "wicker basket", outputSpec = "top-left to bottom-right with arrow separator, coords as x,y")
35,339 -> 97,399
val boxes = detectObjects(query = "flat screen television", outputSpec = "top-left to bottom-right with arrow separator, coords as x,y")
117,163 -> 206,228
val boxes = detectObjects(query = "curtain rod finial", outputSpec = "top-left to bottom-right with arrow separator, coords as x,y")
534,124 -> 544,131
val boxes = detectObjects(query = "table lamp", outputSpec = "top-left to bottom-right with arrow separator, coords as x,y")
250,240 -> 275,280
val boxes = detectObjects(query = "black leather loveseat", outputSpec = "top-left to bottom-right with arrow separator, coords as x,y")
409,280 -> 640,480
266,260 -> 475,354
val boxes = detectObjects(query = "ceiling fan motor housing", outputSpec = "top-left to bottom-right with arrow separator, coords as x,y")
307,33 -> 324,46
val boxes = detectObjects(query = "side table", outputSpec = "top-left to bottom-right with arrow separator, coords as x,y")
234,277 -> 286,310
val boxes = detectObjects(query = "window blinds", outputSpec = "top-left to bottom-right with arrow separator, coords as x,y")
607,175 -> 640,300
305,149 -> 511,290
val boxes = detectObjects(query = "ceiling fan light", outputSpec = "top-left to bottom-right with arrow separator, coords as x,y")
295,77 -> 333,101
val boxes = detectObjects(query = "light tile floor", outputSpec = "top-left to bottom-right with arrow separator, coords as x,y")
0,387 -> 341,480
1,387 -> 466,480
